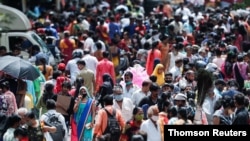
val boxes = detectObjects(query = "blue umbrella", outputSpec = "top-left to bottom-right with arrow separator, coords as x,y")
0,55 -> 40,80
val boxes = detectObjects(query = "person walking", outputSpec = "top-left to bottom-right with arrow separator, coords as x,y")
96,51 -> 116,93
73,86 -> 96,141
93,95 -> 125,141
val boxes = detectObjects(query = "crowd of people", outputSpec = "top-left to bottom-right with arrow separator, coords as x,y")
0,0 -> 250,141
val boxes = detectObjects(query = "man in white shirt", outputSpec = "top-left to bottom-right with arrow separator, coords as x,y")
175,3 -> 191,18
83,31 -> 95,53
169,14 -> 183,35
121,71 -> 139,100
82,48 -> 98,76
132,79 -> 151,106
139,105 -> 161,141
40,99 -> 68,141
169,57 -> 183,82
202,88 -> 222,125
166,43 -> 185,72
112,84 -> 134,122
65,49 -> 83,84
93,35 -> 106,52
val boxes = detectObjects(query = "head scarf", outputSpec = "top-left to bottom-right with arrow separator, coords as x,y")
79,86 -> 92,98
151,63 -> 165,86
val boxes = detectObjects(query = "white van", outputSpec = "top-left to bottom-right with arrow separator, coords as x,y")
0,4 -> 55,65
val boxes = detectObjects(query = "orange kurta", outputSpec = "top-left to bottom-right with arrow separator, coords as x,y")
93,105 -> 125,137
146,49 -> 162,75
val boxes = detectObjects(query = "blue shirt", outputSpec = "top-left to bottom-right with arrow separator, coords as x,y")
109,22 -> 120,39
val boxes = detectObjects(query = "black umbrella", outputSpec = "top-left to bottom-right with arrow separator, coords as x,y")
0,55 -> 40,80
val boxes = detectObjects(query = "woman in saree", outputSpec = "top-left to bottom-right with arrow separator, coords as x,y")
145,41 -> 161,75
73,86 -> 96,141
70,77 -> 84,141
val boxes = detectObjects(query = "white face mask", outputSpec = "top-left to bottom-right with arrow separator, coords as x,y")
151,115 -> 159,122
114,94 -> 123,101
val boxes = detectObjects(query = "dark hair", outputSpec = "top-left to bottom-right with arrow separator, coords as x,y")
149,75 -> 157,83
214,79 -> 226,86
161,92 -> 171,101
244,96 -> 249,107
142,81 -> 150,87
124,71 -> 133,79
76,60 -> 86,66
72,50 -> 83,58
132,107 -> 142,115
149,82 -> 160,91
103,73 -> 114,88
62,81 -> 71,89
224,51 -> 237,76
103,51 -> 109,58
222,95 -> 234,108
46,99 -> 56,110
182,57 -> 189,66
46,37 -> 54,44
159,33 -> 169,41
144,42 -> 151,50
237,54 -> 244,62
44,83 -> 54,92
74,77 -> 84,99
0,46 -> 7,51
31,45 -> 40,56
26,111 -> 36,119
163,83 -> 174,90
234,93 -> 245,106
178,107 -> 188,120
167,106 -> 177,118
43,83 -> 54,104
165,72 -> 173,77
39,57 -> 47,75
215,95 -> 234,111
52,70 -> 61,79
96,42 -> 102,50
14,127 -> 28,137
103,95 -> 113,105
215,47 -> 222,56
0,80 -> 9,89
6,114 -> 21,128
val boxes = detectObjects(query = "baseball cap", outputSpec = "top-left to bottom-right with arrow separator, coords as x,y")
174,93 -> 187,101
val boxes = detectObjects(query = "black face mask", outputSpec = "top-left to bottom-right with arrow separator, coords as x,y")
81,93 -> 87,98
187,78 -> 193,83
165,80 -> 172,83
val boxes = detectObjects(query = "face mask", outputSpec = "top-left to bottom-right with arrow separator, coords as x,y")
165,80 -> 172,83
81,93 -> 87,98
151,115 -> 159,122
114,94 -> 123,101
135,114 -> 143,121
126,81 -> 132,86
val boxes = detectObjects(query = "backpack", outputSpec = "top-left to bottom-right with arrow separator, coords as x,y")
103,108 -> 121,141
44,113 -> 65,141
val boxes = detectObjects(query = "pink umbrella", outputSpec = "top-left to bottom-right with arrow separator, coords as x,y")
120,64 -> 149,88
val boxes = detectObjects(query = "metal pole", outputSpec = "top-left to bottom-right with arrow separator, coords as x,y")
22,0 -> 26,12
56,0 -> 61,11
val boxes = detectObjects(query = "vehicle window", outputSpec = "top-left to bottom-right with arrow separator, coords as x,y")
8,36 -> 33,60
9,36 -> 32,51
31,33 -> 49,53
